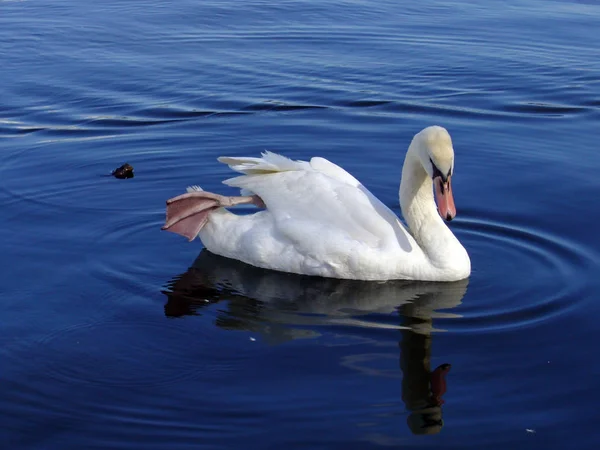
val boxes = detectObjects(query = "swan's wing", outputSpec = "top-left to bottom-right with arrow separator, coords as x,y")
218,151 -> 359,185
218,152 -> 413,251
308,156 -> 362,187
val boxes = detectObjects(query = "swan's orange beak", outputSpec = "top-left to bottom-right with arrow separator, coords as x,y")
434,175 -> 456,221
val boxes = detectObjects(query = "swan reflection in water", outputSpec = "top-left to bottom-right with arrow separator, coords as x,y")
162,250 -> 468,435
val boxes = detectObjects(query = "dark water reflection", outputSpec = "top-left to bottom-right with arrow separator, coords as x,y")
164,250 -> 467,436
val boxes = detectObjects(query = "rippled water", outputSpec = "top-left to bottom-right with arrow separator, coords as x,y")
2,0 -> 600,448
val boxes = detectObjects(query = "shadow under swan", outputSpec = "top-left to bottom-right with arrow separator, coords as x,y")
162,250 -> 468,435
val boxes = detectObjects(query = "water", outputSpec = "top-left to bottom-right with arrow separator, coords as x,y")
1,0 -> 600,448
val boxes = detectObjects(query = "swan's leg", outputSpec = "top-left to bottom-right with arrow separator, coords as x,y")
162,191 -> 265,241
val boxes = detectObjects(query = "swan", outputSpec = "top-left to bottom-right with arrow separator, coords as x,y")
162,125 -> 471,282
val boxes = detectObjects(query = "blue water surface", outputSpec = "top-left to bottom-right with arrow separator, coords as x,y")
1,0 -> 600,448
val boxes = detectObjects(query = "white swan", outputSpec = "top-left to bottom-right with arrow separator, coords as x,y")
162,125 -> 471,282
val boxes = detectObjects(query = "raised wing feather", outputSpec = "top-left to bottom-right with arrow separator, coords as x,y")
309,156 -> 361,187
219,152 -> 413,252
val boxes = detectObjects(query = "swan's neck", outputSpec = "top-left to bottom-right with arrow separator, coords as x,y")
399,149 -> 470,279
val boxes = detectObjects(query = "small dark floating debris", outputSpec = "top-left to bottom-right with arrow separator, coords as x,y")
112,163 -> 134,179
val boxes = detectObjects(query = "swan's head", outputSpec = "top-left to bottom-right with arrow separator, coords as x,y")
414,126 -> 456,221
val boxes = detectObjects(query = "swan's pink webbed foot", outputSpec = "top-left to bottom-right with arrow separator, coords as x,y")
162,191 -> 265,241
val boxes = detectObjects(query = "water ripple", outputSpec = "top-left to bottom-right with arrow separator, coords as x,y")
499,101 -> 590,116
8,315 -> 264,388
2,91 -> 592,143
449,214 -> 595,333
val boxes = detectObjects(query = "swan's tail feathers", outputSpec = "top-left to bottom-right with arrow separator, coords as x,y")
162,191 -> 265,241
217,151 -> 304,175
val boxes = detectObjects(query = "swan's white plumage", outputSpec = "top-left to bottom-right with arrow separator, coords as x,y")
168,126 -> 471,282
196,152 -> 424,280
224,153 -> 410,245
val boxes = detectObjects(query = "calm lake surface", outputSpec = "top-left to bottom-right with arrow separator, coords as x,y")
2,0 -> 600,448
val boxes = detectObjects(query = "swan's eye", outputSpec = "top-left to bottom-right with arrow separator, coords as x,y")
430,158 -> 447,182
429,158 -> 452,181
